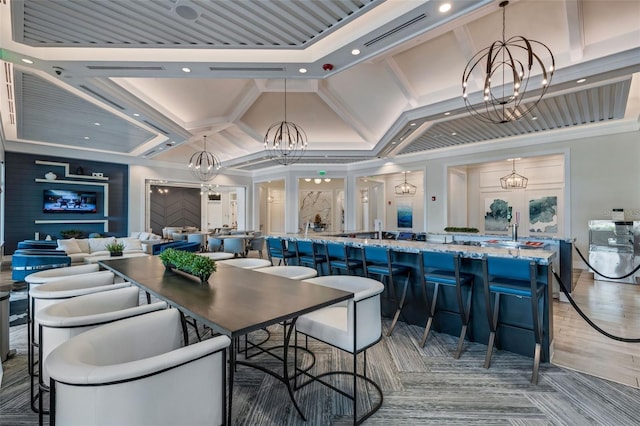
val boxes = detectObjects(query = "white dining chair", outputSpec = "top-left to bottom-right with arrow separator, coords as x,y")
295,275 -> 385,424
35,287 -> 167,418
255,265 -> 318,280
46,309 -> 231,426
218,258 -> 272,269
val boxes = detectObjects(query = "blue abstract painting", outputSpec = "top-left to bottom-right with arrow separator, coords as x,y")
397,199 -> 413,229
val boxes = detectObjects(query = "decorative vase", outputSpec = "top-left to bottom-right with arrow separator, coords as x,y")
45,172 -> 57,180
110,251 -> 123,257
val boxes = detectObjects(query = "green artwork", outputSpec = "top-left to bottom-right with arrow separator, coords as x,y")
529,196 -> 558,233
484,198 -> 509,231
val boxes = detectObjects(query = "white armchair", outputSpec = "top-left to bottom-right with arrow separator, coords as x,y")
28,271 -> 130,412
37,287 -> 167,385
295,275 -> 385,424
46,309 -> 231,426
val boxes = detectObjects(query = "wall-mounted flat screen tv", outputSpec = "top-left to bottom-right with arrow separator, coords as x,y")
43,190 -> 97,213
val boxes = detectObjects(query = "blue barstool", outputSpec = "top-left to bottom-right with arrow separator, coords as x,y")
482,256 -> 544,384
325,242 -> 363,276
293,240 -> 328,275
419,251 -> 473,358
265,237 -> 296,266
363,245 -> 411,336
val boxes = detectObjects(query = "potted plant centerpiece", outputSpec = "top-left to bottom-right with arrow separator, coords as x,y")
159,248 -> 216,284
105,241 -> 125,257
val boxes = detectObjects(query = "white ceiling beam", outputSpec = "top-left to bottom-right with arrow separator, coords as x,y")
383,56 -> 418,108
564,0 -> 585,62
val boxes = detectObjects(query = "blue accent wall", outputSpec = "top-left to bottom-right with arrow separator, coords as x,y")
5,152 -> 129,253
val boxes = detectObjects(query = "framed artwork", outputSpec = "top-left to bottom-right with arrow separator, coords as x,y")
528,195 -> 558,234
484,196 -> 510,232
397,199 -> 413,229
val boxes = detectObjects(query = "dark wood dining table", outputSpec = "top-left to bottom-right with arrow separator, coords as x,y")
98,255 -> 353,425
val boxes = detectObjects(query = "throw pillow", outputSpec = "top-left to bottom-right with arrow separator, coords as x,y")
88,237 -> 116,253
57,238 -> 82,254
118,238 -> 143,251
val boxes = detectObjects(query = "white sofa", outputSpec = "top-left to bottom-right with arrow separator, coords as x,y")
56,237 -> 146,263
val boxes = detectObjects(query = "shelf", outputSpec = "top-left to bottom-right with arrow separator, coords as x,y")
35,179 -> 109,217
35,160 -> 109,181
34,220 -> 109,232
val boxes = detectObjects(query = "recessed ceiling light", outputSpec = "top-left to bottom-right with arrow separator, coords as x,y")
304,178 -> 311,182
84,136 -> 90,140
351,49 -> 361,56
94,122 -> 100,126
439,3 -> 452,13
159,147 -> 164,150
576,78 -> 586,84
444,112 -> 451,116
299,68 -> 307,74
182,67 -> 191,73
391,141 -> 397,145
451,132 -> 457,136
133,113 -> 140,117
532,116 -> 538,120
410,122 -> 416,126
21,58 -> 34,64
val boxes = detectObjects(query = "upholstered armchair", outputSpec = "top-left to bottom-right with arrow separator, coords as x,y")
46,309 -> 231,426
295,275 -> 385,424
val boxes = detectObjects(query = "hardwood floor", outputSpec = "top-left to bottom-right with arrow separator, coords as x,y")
1,264 -> 640,425
552,270 -> 640,388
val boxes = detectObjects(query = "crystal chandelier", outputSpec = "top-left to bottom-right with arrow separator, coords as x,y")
264,80 -> 308,166
462,1 -> 555,123
395,172 -> 417,196
500,158 -> 528,189
188,135 -> 221,182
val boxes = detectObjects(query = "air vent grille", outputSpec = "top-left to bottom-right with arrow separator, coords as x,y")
364,14 -> 427,47
87,66 -> 165,71
209,66 -> 286,72
143,120 -> 169,135
79,85 -> 125,110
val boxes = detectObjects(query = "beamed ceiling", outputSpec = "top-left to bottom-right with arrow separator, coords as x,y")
0,0 -> 639,173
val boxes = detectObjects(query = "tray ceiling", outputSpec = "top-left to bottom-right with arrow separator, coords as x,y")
1,0 -> 639,172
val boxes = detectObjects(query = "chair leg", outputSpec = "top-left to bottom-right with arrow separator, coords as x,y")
530,290 -> 543,384
454,284 -> 473,359
387,272 -> 410,336
420,282 -> 439,347
484,293 -> 500,369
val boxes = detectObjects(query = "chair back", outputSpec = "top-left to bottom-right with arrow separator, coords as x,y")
46,309 -> 230,426
326,242 -> 346,260
187,233 -> 205,245
266,237 -> 284,256
249,236 -> 264,251
363,245 -> 389,265
25,263 -> 100,285
485,256 -> 534,281
397,232 -> 415,240
207,237 -> 223,252
223,237 -> 245,255
422,251 -> 457,272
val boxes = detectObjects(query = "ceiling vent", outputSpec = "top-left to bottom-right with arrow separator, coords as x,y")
86,66 -> 165,71
364,14 -> 427,47
209,66 -> 286,72
142,120 -> 169,135
79,85 -> 125,110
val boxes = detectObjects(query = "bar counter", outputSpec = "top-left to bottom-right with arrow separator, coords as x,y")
279,234 -> 556,361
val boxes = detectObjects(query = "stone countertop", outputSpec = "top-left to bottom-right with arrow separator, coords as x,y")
279,235 -> 556,265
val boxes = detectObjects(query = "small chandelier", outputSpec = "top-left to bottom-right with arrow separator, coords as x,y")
188,135 -> 221,182
500,158 -> 528,189
395,172 -> 417,196
462,1 -> 555,123
264,80 -> 308,166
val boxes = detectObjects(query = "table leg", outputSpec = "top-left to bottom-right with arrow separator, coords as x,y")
283,317 -> 306,421
227,341 -> 236,425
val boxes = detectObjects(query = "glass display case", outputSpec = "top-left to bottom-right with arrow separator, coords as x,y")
588,220 -> 640,284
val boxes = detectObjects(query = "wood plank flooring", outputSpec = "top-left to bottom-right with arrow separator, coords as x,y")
2,266 -> 640,424
552,270 -> 640,388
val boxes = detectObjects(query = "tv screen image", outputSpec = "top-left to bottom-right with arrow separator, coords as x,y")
43,189 -> 98,213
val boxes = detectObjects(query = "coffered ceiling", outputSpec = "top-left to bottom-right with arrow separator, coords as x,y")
1,0 -> 639,173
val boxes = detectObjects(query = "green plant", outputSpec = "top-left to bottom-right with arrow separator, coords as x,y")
314,213 -> 322,224
159,248 -> 217,284
105,241 -> 125,253
60,229 -> 84,239
444,227 -> 479,233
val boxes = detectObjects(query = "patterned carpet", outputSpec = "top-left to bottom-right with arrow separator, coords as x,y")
2,316 -> 640,425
